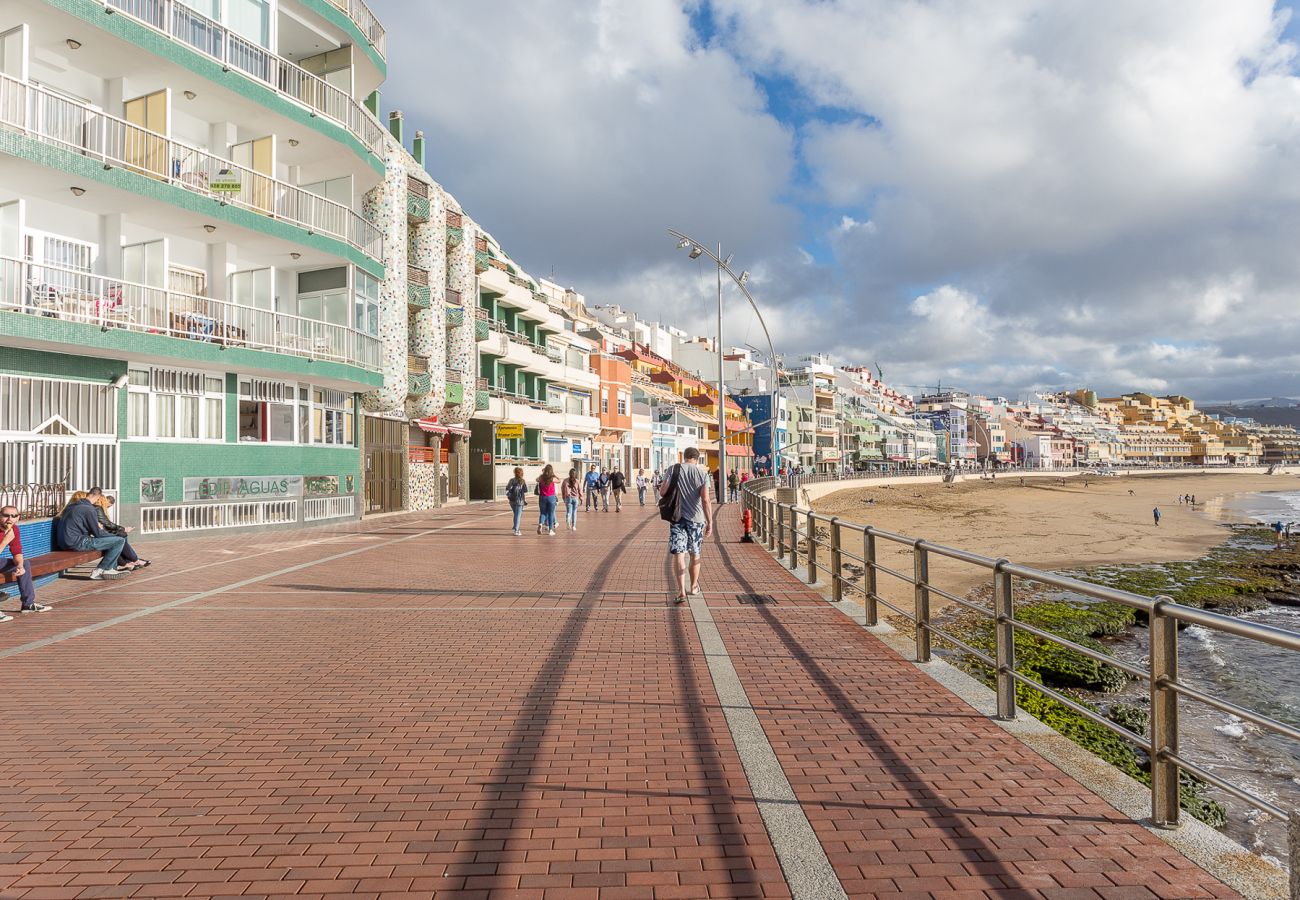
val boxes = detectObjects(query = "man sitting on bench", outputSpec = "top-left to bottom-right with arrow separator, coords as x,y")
60,492 -> 125,581
0,505 -> 53,621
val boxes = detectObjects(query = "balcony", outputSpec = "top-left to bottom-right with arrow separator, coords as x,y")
407,265 -> 430,308
1,255 -> 379,371
406,176 -> 430,222
474,308 -> 490,341
407,354 -> 429,374
475,377 -> 489,411
318,0 -> 387,59
101,0 -> 386,158
0,74 -> 382,261
444,306 -> 464,327
407,371 -> 431,396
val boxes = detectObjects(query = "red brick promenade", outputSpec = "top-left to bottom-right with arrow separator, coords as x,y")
0,503 -> 1241,899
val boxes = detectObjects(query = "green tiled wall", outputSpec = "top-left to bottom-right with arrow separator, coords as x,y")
120,442 -> 361,503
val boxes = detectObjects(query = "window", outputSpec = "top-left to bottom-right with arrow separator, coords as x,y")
354,269 -> 379,336
601,391 -> 609,414
126,366 -> 224,441
236,378 -> 354,445
617,391 -> 629,416
297,267 -> 349,326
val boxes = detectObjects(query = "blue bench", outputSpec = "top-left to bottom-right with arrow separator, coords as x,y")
2,518 -> 101,597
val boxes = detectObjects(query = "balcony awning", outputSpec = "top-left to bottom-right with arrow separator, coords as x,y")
413,418 -> 471,437
725,444 -> 751,457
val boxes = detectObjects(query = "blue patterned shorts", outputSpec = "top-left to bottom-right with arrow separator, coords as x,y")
668,519 -> 705,555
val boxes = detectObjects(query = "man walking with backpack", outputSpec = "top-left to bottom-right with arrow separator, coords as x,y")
659,447 -> 713,603
609,468 -> 627,512
584,465 -> 601,512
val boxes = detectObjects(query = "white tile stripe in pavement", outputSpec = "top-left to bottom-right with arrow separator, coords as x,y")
687,595 -> 849,900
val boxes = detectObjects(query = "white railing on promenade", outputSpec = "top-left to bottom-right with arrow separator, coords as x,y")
0,74 -> 382,261
304,494 -> 355,521
320,0 -> 386,56
0,256 -> 381,372
139,498 -> 297,534
101,0 -> 387,155
741,474 -> 1300,887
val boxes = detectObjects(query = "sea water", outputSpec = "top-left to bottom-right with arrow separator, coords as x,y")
1109,492 -> 1300,868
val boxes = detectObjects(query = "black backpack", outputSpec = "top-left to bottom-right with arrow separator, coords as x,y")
658,464 -> 683,522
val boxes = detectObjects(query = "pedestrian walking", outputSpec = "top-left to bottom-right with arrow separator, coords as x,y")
660,447 -> 713,603
584,465 -> 601,512
598,469 -> 611,511
1153,506 -> 1161,527
1190,494 -> 1196,506
57,491 -> 125,579
562,468 -> 582,531
536,465 -> 558,535
727,469 -> 739,503
1273,520 -> 1285,548
609,468 -> 627,512
636,469 -> 649,506
92,495 -> 150,570
0,504 -> 52,621
505,467 -> 528,536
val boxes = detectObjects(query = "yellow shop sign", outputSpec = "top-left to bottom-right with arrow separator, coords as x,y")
495,423 -> 524,440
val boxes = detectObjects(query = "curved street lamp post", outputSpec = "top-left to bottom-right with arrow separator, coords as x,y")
669,229 -> 780,505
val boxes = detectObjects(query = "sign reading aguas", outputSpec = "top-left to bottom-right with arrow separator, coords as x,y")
183,475 -> 303,503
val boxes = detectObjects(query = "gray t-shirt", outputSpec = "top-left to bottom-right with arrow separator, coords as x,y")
671,462 -> 710,524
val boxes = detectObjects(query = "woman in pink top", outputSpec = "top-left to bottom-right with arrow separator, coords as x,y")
536,464 -> 559,535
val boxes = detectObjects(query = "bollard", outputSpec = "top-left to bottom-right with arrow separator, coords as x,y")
993,559 -> 1015,720
806,510 -> 818,585
1149,598 -> 1180,828
913,540 -> 931,662
864,526 -> 878,627
829,517 -> 842,601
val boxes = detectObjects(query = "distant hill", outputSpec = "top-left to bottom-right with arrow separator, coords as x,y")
1202,403 -> 1300,428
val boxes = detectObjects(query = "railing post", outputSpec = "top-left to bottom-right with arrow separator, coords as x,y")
863,526 -> 878,626
913,540 -> 931,662
766,497 -> 776,551
993,559 -> 1015,720
1149,598 -> 1180,828
776,503 -> 786,561
806,511 -> 818,585
1288,809 -> 1298,900
789,506 -> 799,570
829,517 -> 842,600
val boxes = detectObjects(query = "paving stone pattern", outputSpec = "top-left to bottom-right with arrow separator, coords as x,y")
0,503 -> 1241,899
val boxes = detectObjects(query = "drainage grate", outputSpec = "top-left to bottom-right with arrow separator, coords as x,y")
740,594 -> 777,605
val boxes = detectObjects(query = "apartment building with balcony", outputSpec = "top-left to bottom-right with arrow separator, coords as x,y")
0,0 -> 393,534
467,245 -> 601,499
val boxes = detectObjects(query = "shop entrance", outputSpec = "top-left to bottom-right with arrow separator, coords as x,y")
364,416 -> 404,514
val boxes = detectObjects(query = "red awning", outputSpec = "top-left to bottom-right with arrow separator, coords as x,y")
414,418 -> 470,437
725,445 -> 751,457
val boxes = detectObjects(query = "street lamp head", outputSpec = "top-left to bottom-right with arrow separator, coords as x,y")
688,245 -> 704,259
676,238 -> 690,249
738,270 -> 749,287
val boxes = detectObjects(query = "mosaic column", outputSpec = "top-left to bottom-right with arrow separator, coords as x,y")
443,210 -> 477,424
361,138 -> 409,415
405,168 -> 446,419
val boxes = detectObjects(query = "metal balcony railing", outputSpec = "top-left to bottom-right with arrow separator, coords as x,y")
0,256 -> 380,371
407,265 -> 429,286
102,0 -> 386,155
407,354 -> 428,374
0,74 -> 382,260
320,0 -> 385,56
446,210 -> 463,228
742,474 -> 1300,870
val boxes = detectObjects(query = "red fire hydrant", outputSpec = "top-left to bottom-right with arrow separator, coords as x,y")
740,507 -> 754,543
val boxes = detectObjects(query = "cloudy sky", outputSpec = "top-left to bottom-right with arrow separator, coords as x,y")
378,1 -> 1300,402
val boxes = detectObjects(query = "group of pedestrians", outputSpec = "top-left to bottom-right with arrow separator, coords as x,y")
507,465 -> 657,535
1,487 -> 151,623
499,451 -> 717,605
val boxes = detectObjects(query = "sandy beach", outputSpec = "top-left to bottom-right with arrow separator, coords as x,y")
810,472 -> 1300,611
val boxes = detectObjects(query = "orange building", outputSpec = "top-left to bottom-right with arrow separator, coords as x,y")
616,342 -> 752,478
591,353 -> 633,472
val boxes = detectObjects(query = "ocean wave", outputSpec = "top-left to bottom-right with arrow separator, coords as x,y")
1184,624 -> 1227,667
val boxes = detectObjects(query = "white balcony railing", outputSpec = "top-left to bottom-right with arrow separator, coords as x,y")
321,0 -> 386,57
0,256 -> 381,372
102,0 -> 387,155
0,75 -> 383,261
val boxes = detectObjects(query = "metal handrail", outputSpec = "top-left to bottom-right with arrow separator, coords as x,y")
741,475 -> 1300,879
102,0 -> 386,155
0,256 -> 380,371
322,0 -> 386,56
0,74 -> 382,260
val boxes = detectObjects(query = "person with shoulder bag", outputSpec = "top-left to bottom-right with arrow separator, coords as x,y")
536,465 -> 559,535
658,447 -> 713,603
505,467 -> 528,536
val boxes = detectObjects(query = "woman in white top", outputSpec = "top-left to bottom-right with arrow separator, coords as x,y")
636,469 -> 649,506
